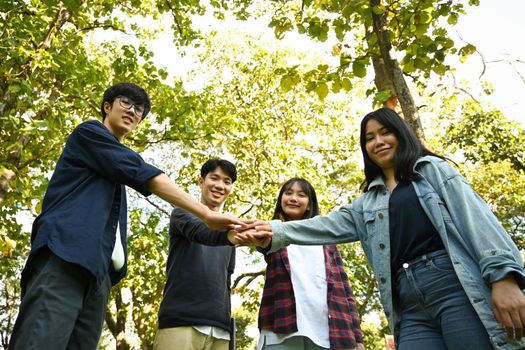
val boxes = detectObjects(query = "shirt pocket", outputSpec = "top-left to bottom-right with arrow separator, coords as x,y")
421,191 -> 453,224
363,211 -> 377,240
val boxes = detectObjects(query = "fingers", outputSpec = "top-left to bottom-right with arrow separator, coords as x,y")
223,218 -> 274,247
255,221 -> 272,232
494,305 -> 524,340
492,274 -> 525,340
231,229 -> 272,248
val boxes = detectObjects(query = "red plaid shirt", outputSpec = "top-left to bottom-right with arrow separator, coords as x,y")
258,245 -> 363,349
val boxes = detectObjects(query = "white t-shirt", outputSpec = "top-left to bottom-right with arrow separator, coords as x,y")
111,222 -> 125,271
194,325 -> 230,340
258,245 -> 330,349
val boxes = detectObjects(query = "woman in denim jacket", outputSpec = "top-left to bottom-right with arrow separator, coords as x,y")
247,108 -> 525,349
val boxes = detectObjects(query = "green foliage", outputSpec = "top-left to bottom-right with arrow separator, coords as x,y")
233,303 -> 258,349
443,103 -> 525,249
445,106 -> 525,173
251,0 -> 479,97
118,210 -> 169,348
2,1 -> 523,349
464,161 -> 525,250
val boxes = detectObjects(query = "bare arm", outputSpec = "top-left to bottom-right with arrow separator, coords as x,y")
148,173 -> 244,229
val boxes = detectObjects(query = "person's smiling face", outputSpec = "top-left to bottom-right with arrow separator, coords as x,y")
364,118 -> 399,171
103,96 -> 143,140
281,181 -> 309,221
199,167 -> 233,211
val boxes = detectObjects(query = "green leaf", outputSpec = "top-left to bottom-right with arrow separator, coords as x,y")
341,78 -> 352,91
372,5 -> 386,15
352,60 -> 367,78
314,82 -> 329,100
280,75 -> 294,92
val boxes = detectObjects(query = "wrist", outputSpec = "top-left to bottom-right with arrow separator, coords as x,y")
493,273 -> 518,289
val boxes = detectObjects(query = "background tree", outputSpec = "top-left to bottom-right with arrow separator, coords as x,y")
1,0 -> 523,349
254,0 -> 482,137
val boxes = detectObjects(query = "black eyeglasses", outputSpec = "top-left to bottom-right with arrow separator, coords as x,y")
117,96 -> 145,118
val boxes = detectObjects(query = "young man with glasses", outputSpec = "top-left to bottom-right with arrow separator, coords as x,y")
9,83 -> 244,350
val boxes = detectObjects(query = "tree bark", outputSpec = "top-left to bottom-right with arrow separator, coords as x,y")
369,0 -> 425,140
105,289 -> 130,350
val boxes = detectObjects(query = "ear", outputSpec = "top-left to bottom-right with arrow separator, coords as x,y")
103,101 -> 112,114
198,177 -> 204,189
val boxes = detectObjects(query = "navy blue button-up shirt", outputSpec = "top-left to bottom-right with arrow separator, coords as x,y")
25,120 -> 163,288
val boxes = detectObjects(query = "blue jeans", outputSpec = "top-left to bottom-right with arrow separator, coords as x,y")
394,250 -> 494,350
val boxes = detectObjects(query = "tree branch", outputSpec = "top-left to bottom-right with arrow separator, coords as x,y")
487,58 -> 525,86
142,196 -> 171,217
232,270 -> 265,291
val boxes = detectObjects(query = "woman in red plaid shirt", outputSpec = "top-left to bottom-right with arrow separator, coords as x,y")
256,178 -> 366,350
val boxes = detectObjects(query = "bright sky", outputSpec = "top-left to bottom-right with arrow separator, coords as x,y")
146,0 -> 525,127
448,0 -> 525,124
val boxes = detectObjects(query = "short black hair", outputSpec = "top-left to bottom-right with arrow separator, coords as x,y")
272,178 -> 319,221
200,159 -> 237,183
100,83 -> 151,120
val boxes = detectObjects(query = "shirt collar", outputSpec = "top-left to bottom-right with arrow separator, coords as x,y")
367,176 -> 387,191
366,156 -> 431,191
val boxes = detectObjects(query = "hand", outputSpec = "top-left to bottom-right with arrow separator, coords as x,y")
202,210 -> 249,230
227,228 -> 264,246
356,343 -> 366,350
234,229 -> 272,248
254,220 -> 273,236
235,219 -> 263,232
492,274 -> 525,340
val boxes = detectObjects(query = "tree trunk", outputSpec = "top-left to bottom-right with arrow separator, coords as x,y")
105,289 -> 130,350
369,0 -> 426,140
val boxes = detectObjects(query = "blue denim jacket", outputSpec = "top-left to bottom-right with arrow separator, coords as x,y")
269,156 -> 525,349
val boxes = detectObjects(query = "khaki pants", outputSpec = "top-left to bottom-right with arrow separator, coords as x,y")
154,326 -> 229,350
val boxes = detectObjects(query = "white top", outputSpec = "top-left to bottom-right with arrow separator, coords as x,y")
258,245 -> 330,349
111,221 -> 125,271
194,326 -> 230,340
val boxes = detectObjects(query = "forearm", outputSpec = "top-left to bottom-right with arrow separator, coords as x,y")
269,208 -> 359,253
149,173 -> 209,221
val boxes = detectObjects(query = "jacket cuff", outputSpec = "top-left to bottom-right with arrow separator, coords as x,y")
480,250 -> 525,289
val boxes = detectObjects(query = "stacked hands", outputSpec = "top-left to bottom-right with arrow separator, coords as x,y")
201,209 -> 271,247
226,219 -> 273,248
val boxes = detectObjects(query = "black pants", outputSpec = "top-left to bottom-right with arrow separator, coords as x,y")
9,248 -> 111,350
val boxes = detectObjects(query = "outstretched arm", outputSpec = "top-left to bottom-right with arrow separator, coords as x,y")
148,173 -> 245,229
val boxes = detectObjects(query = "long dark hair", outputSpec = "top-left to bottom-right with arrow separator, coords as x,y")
272,178 -> 320,221
360,108 -> 443,191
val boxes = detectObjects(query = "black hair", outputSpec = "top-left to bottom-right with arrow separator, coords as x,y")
360,108 -> 443,191
100,82 -> 151,120
200,159 -> 237,183
272,178 -> 320,221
